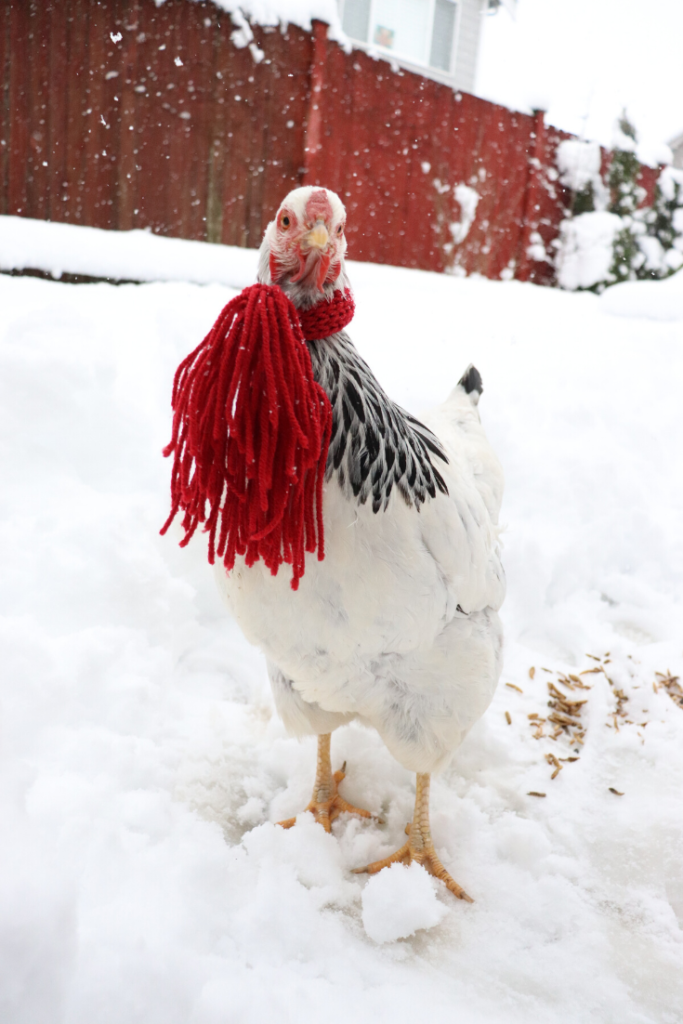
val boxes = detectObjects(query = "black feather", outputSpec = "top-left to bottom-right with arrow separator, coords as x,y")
332,430 -> 346,469
434,468 -> 449,495
342,397 -> 353,432
309,330 -> 449,512
458,363 -> 483,396
365,424 -> 380,462
345,379 -> 365,423
418,432 -> 449,464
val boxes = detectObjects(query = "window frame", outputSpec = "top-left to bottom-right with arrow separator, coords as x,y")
338,0 -> 462,81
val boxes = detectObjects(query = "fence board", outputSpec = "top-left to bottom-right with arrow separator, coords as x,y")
47,0 -> 70,222
7,1 -> 29,216
0,3 -> 661,284
25,0 -> 52,222
0,2 -> 10,213
116,0 -> 141,230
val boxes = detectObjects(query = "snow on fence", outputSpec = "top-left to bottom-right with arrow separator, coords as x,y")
0,0 -> 660,284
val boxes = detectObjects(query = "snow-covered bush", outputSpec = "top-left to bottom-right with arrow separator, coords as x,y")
556,114 -> 683,291
555,211 -> 622,291
638,165 -> 683,277
608,113 -> 645,218
607,113 -> 648,284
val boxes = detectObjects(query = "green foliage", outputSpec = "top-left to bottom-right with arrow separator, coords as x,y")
556,112 -> 683,291
571,181 -> 596,216
649,172 -> 683,252
608,112 -> 642,218
609,223 -> 643,283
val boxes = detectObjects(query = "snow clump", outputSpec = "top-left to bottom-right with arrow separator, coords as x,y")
361,863 -> 448,943
450,184 -> 480,245
556,139 -> 607,211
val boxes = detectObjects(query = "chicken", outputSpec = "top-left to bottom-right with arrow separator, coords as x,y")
202,186 -> 505,900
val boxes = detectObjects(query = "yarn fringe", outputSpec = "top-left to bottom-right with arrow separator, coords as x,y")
160,284 -> 343,589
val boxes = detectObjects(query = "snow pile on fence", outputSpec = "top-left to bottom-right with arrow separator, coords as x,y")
1,227 -> 682,1022
556,138 -> 607,207
168,0 -> 345,37
450,184 -> 480,245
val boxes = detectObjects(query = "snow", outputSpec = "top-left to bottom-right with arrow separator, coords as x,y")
361,864 -> 447,944
659,166 -> 683,204
600,269 -> 683,321
169,0 -> 346,42
557,139 -> 600,192
0,215 -> 258,288
1,224 -> 683,1022
556,139 -> 607,209
450,184 -> 480,245
555,210 -> 622,290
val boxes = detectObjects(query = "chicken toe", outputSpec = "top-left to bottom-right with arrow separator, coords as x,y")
277,733 -> 375,832
354,773 -> 473,902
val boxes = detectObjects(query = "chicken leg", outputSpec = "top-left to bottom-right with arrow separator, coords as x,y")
354,773 -> 473,902
277,732 -> 375,833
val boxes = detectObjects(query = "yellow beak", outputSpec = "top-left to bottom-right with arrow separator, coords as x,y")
305,223 -> 329,250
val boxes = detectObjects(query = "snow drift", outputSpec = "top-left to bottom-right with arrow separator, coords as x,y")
0,228 -> 682,1023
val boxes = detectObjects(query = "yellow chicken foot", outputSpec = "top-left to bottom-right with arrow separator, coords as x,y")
354,772 -> 473,902
277,732 -> 376,833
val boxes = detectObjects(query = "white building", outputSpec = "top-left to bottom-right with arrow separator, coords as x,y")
337,0 -> 516,94
669,132 -> 683,170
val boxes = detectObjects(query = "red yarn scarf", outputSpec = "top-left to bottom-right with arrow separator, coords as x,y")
161,284 -> 354,590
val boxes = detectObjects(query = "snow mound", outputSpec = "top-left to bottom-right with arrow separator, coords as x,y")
556,211 -> 622,290
0,215 -> 258,289
600,268 -> 683,321
361,863 -> 448,943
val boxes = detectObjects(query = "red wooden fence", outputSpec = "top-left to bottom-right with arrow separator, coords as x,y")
0,0 -> 659,284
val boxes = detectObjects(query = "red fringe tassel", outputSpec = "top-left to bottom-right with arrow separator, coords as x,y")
160,284 -> 334,590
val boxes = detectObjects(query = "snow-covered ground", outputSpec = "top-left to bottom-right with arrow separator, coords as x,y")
1,228 -> 682,1023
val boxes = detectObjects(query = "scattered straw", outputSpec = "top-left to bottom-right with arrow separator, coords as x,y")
656,671 -> 683,709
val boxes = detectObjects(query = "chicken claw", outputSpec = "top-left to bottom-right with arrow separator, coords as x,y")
354,773 -> 473,902
277,733 -> 376,833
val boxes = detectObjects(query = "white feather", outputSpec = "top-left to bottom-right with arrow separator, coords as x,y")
215,378 -> 505,775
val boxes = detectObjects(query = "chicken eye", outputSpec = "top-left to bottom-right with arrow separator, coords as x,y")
336,224 -> 344,235
281,215 -> 290,228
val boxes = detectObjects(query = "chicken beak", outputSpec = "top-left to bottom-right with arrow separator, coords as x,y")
305,223 -> 329,250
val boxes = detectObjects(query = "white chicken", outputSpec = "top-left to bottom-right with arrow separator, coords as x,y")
189,186 -> 505,900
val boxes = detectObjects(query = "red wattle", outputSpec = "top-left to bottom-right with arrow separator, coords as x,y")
269,251 -> 281,283
315,253 -> 332,291
289,250 -> 308,283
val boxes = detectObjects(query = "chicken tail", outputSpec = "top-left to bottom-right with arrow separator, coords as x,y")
458,364 -> 483,402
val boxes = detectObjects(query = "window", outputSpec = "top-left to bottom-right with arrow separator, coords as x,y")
340,0 -> 459,75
